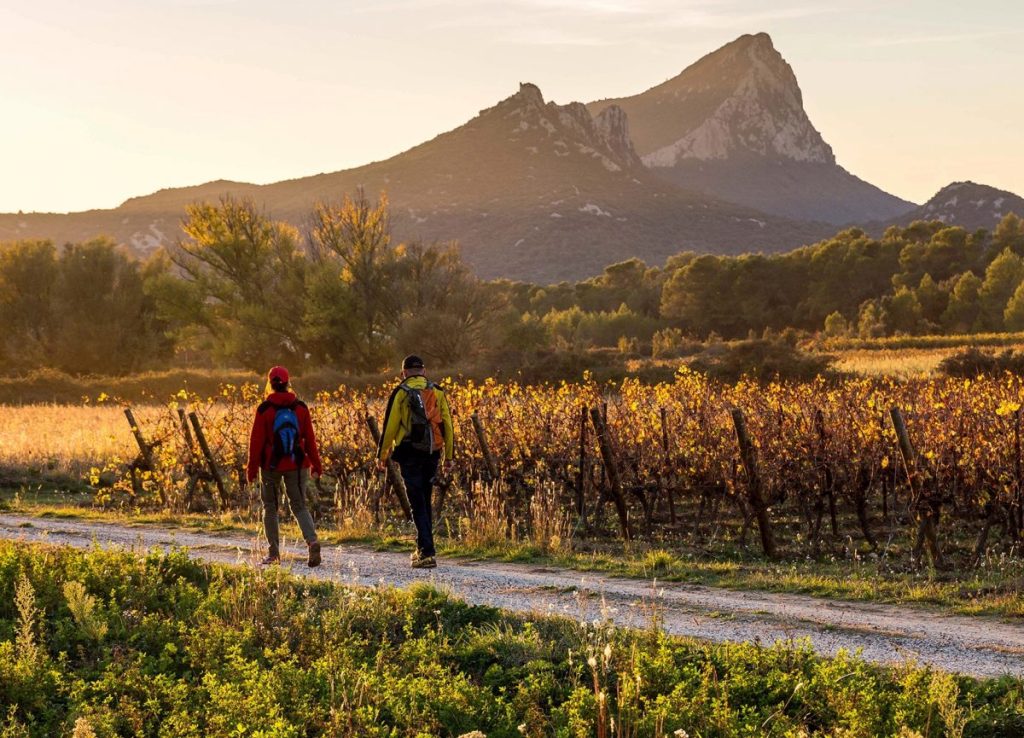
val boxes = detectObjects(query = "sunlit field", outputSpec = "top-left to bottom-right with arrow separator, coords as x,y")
0,404 -> 152,477
831,347 -> 961,377
819,332 -> 1024,378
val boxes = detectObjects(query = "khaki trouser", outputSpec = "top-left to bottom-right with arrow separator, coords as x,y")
260,468 -> 317,553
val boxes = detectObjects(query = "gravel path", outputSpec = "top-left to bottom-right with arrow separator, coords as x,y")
2,512 -> 1022,679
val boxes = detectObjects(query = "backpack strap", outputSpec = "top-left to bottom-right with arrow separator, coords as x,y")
262,399 -> 304,412
399,381 -> 437,394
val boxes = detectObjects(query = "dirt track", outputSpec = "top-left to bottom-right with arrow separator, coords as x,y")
1,512 -> 1022,679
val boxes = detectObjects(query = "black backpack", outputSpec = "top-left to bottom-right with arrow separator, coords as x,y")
399,382 -> 438,453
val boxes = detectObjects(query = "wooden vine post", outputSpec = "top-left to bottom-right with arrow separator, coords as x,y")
364,414 -> 413,521
576,405 -> 588,521
124,407 -> 154,471
889,407 -> 943,568
471,412 -> 499,482
187,411 -> 227,512
589,406 -> 631,541
1016,407 -> 1024,540
176,406 -> 208,511
813,408 -> 838,538
730,408 -> 777,559
123,407 -> 163,506
660,406 -> 677,525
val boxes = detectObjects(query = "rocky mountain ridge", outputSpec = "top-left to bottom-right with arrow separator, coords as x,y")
589,33 -> 916,224
3,33 -> 1020,281
0,82 -> 831,282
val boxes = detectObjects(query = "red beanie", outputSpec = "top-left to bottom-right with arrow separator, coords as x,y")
268,366 -> 289,385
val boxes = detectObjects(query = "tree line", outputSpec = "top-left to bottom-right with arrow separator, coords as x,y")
1,190 -> 1023,376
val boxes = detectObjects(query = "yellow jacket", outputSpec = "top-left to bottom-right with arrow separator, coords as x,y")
376,376 -> 454,461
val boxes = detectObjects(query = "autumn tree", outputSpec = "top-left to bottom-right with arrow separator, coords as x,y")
167,196 -> 307,369
978,249 -> 1024,330
941,271 -> 983,333
51,239 -> 169,374
0,240 -> 57,371
304,190 -> 400,370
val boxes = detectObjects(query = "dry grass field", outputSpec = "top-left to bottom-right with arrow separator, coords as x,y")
830,343 -> 1024,377
0,404 -> 146,477
831,347 -> 960,377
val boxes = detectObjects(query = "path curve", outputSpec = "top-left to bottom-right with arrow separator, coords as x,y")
1,513 -> 1022,679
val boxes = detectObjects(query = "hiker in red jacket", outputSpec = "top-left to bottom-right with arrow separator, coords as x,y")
246,366 -> 323,567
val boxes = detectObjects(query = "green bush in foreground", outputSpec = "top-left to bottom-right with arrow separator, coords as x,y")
0,542 -> 1021,737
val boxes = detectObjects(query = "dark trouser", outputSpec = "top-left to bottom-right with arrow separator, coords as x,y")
393,447 -> 440,558
260,468 -> 317,552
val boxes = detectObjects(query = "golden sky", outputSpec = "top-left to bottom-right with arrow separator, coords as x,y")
1,0 -> 1021,213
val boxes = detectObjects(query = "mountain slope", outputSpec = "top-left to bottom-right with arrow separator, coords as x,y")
588,33 -> 916,225
871,181 -> 1024,232
0,83 -> 831,283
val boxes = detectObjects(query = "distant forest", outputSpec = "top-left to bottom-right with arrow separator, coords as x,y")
2,191 -> 1023,376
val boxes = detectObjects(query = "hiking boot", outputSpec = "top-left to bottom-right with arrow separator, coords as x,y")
260,550 -> 280,566
411,554 -> 437,569
307,540 -> 321,568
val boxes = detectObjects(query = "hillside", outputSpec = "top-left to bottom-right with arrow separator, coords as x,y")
869,181 -> 1024,233
0,83 -> 830,282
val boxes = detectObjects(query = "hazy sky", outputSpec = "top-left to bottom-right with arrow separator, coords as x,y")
2,0 -> 1021,213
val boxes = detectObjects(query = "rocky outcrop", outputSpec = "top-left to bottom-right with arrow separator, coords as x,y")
589,33 -> 915,224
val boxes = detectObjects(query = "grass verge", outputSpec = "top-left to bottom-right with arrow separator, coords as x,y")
2,540 -> 1022,737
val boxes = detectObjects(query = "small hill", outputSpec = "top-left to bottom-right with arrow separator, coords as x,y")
873,181 -> 1024,232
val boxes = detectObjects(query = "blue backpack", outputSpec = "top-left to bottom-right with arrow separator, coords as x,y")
269,402 -> 304,469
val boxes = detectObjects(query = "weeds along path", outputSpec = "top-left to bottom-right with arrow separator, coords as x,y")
1,512 -> 1021,679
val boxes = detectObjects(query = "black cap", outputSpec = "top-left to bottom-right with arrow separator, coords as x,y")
402,354 -> 425,370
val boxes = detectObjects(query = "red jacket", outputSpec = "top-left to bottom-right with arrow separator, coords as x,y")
246,391 -> 323,481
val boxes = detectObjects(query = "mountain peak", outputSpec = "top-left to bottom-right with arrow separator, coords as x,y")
737,31 -> 775,48
484,83 -> 641,172
636,33 -> 832,166
586,33 -> 915,224
515,82 -> 546,109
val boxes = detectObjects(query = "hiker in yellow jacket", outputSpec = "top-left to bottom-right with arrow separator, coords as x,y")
376,355 -> 454,568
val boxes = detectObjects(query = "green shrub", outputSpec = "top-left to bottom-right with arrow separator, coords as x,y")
938,347 -> 1024,378
0,541 -> 1020,737
689,339 -> 833,382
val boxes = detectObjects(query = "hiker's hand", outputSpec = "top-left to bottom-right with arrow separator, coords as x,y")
375,459 -> 387,473
441,460 -> 453,475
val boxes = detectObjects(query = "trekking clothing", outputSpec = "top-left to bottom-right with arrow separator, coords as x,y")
410,552 -> 437,569
378,375 -> 453,562
307,540 -> 321,568
246,390 -> 323,483
260,467 -> 318,549
376,376 -> 454,462
249,387 -> 321,562
260,551 -> 281,566
393,444 -> 440,559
